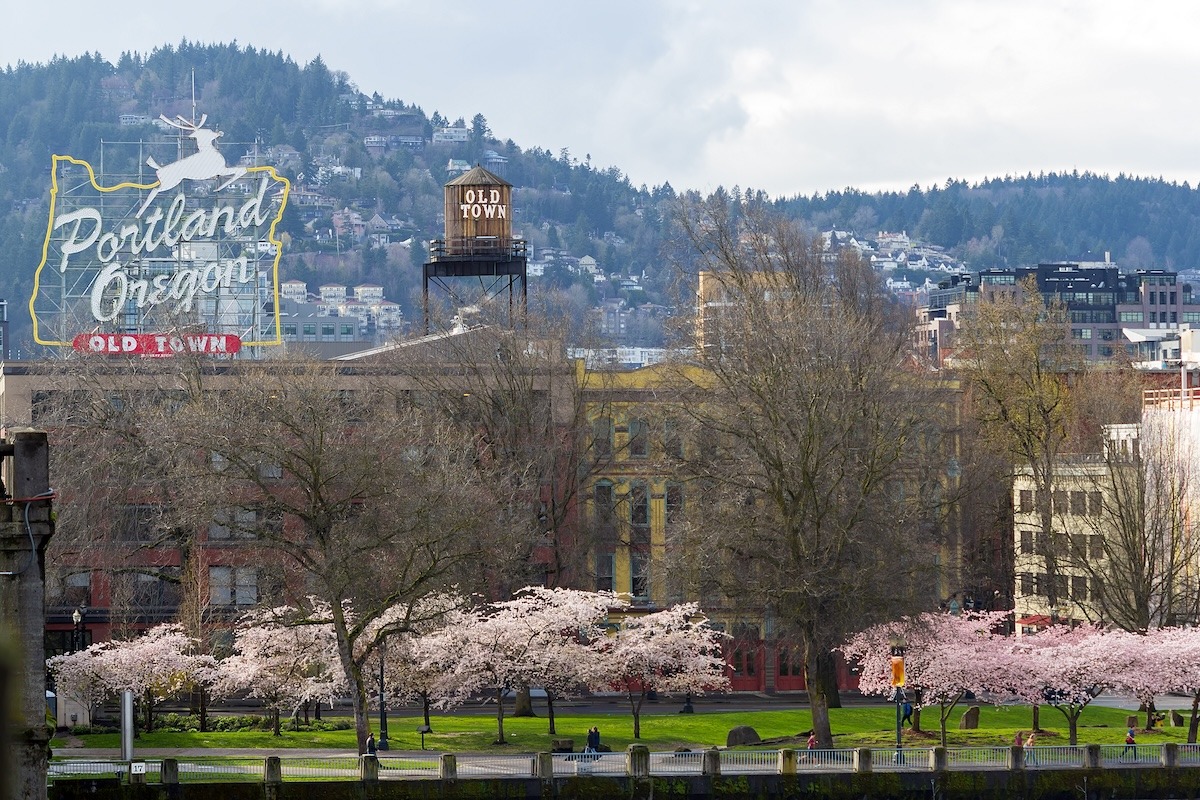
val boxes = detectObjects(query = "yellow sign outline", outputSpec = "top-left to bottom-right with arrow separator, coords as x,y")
30,154 -> 291,348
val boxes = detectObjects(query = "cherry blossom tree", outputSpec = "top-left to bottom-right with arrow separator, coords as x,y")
211,604 -> 344,735
362,592 -> 468,731
595,603 -> 729,739
504,587 -> 621,735
1000,624 -> 1114,745
1119,626 -> 1200,741
420,587 -> 624,744
841,611 -> 1010,746
47,624 -> 215,733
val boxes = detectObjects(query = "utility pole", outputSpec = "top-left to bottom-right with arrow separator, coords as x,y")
0,430 -> 55,800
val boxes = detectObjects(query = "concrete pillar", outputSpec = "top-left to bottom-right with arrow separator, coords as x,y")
536,752 -> 554,780
360,754 -> 379,782
160,759 -> 179,784
439,753 -> 457,780
1083,744 -> 1100,769
779,749 -> 797,775
129,761 -> 147,785
853,748 -> 872,773
264,756 -> 282,784
930,746 -> 947,771
0,430 -> 53,800
702,747 -> 721,776
1008,745 -> 1025,771
1162,742 -> 1178,769
627,744 -> 650,778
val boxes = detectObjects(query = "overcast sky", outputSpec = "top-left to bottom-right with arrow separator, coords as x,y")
5,1 -> 1199,198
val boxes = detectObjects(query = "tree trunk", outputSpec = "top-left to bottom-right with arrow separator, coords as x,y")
630,690 -> 644,739
1144,699 -> 1157,732
1189,692 -> 1199,744
494,687 -> 507,744
199,686 -> 208,733
912,706 -> 923,733
329,600 -> 369,754
547,694 -> 557,735
423,694 -> 432,729
1032,704 -> 1041,732
811,649 -> 842,709
802,631 -> 833,747
272,708 -> 281,736
512,683 -> 535,717
143,690 -> 154,734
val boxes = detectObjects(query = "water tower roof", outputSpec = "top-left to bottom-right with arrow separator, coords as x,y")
446,164 -> 510,188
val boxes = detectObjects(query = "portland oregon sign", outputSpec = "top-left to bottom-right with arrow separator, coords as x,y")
30,113 -> 290,355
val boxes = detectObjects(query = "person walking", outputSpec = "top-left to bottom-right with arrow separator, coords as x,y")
901,701 -> 914,727
1024,731 -> 1037,766
585,726 -> 600,754
1121,727 -> 1137,761
366,732 -> 377,756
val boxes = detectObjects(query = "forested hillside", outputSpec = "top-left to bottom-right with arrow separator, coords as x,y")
3,42 -> 1200,352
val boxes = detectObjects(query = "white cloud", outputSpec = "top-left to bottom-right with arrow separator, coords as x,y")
5,0 -> 1200,196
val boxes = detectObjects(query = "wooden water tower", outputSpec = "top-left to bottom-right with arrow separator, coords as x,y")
423,165 -> 527,330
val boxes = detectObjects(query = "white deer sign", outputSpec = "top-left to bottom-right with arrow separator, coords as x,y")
138,114 -> 246,216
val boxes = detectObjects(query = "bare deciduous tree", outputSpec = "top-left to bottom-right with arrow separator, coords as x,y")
663,195 -> 945,747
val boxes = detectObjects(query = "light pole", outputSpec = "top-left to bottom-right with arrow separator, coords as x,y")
889,633 -> 906,765
71,607 -> 86,653
377,650 -> 389,751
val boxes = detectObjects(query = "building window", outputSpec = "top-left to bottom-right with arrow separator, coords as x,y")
1120,312 -> 1144,322
1020,572 -> 1034,596
1053,492 -> 1068,514
594,552 -> 614,592
630,482 -> 649,529
120,505 -> 163,543
1070,491 -> 1087,515
283,324 -> 297,337
1071,576 -> 1088,602
1089,491 -> 1103,516
209,566 -> 258,607
208,507 -> 260,540
664,418 -> 683,459
1019,489 -> 1033,513
302,324 -> 317,336
321,324 -> 335,337
628,418 -> 648,458
340,324 -> 354,336
630,552 -> 650,600
1019,530 -> 1033,554
593,481 -> 615,534
1089,535 -> 1105,560
132,570 -> 181,612
592,417 -> 613,458
666,483 -> 684,526
777,646 -> 802,677
1091,576 -> 1103,602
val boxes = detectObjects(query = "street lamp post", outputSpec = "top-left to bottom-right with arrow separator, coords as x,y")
377,651 -> 389,751
889,633 -> 907,765
71,607 -> 86,653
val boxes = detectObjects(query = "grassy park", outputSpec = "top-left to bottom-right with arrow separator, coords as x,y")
55,703 -> 1186,753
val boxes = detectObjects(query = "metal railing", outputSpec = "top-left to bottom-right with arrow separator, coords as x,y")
48,744 -> 1191,785
1023,745 -> 1085,770
946,746 -> 1010,770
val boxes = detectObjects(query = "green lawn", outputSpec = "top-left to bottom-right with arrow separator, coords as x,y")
59,703 -> 1189,753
